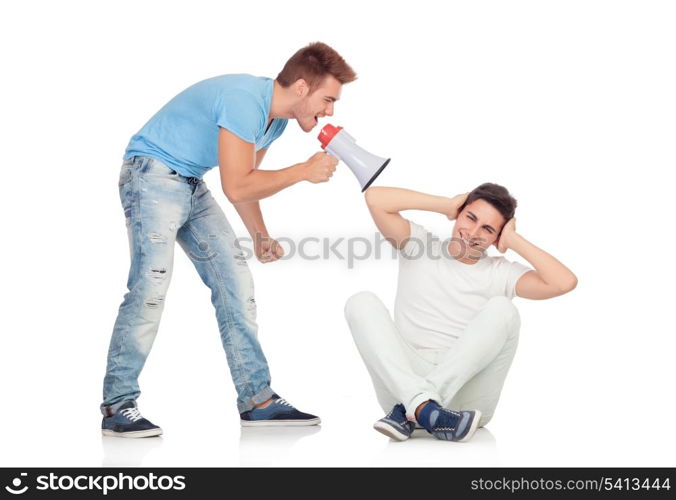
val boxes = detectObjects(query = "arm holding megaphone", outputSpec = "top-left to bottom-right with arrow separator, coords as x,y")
218,128 -> 338,205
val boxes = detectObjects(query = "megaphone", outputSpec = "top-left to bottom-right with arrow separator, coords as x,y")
318,124 -> 390,191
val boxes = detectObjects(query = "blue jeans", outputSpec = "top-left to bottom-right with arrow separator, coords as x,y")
101,156 -> 275,415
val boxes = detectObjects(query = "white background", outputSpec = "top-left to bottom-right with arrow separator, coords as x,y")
1,0 -> 675,467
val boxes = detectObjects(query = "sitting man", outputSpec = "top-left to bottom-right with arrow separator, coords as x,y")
344,183 -> 577,442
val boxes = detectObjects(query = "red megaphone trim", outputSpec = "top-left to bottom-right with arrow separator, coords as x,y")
318,124 -> 343,149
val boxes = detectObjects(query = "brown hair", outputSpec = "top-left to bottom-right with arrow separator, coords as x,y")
459,183 -> 517,226
276,42 -> 357,91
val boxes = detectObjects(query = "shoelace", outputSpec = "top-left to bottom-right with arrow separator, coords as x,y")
275,398 -> 294,408
433,409 -> 463,430
120,407 -> 143,422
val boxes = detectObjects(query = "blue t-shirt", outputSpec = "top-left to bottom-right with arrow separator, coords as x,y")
124,74 -> 288,178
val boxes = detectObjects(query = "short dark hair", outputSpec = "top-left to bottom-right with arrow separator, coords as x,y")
459,183 -> 517,225
276,42 -> 357,91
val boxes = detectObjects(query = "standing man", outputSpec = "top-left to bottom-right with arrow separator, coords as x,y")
102,42 -> 357,437
345,184 -> 577,442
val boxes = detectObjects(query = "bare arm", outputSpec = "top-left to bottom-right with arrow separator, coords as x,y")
218,128 -> 336,204
497,219 -> 578,299
218,128 -> 304,204
364,187 -> 467,248
232,148 -> 285,263
233,148 -> 270,239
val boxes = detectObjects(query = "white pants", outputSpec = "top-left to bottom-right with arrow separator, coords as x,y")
344,291 -> 520,427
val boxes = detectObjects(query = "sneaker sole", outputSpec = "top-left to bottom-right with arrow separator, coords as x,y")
102,428 -> 163,438
458,410 -> 482,443
373,421 -> 410,441
240,417 -> 321,427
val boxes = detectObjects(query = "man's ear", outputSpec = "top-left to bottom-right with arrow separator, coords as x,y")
294,79 -> 309,98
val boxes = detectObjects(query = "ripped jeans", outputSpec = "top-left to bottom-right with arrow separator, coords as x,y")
101,156 -> 274,415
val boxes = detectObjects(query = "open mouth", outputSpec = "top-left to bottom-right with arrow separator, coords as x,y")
458,232 -> 481,247
460,238 -> 480,248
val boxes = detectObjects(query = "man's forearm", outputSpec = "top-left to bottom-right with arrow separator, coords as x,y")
223,163 -> 306,204
509,233 -> 577,290
366,187 -> 453,216
234,201 -> 268,239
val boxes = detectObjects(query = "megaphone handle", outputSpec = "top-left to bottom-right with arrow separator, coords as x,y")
324,147 -> 341,163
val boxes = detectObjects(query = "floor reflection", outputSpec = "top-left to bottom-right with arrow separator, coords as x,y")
101,435 -> 164,467
238,425 -> 322,466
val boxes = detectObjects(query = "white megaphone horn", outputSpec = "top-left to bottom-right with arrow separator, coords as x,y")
318,124 -> 390,191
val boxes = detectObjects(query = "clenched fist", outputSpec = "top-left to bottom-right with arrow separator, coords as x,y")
255,235 -> 285,263
303,152 -> 338,183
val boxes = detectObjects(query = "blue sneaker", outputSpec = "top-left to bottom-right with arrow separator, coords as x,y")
373,404 -> 415,441
101,401 -> 163,438
240,395 -> 320,427
424,405 -> 482,442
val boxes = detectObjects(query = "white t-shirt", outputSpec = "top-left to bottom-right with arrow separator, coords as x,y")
394,221 -> 532,352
